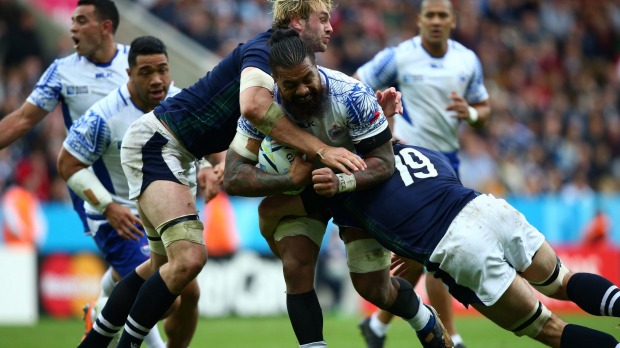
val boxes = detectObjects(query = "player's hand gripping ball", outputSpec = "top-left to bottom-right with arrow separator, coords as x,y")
258,137 -> 304,195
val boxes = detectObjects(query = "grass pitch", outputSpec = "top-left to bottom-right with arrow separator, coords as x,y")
1,313 -> 619,347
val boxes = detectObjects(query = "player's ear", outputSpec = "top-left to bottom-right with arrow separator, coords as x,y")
100,19 -> 114,35
290,14 -> 304,30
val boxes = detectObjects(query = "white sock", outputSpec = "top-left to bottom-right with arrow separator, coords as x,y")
451,334 -> 464,345
369,312 -> 390,337
405,294 -> 432,332
300,341 -> 327,347
99,267 -> 117,298
144,324 -> 166,348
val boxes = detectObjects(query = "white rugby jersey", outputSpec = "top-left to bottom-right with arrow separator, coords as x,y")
355,36 -> 488,152
237,66 -> 388,154
27,44 -> 130,131
63,83 -> 181,215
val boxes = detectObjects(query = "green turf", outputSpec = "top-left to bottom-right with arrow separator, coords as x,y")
1,313 -> 619,347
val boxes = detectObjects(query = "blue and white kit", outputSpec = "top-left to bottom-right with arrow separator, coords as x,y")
63,83 -> 180,276
27,44 -> 130,231
356,36 -> 488,157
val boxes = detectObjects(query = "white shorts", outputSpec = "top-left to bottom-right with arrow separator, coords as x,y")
121,111 -> 197,200
428,194 -> 545,306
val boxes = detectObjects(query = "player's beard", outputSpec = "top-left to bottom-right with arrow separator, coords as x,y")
281,84 -> 327,123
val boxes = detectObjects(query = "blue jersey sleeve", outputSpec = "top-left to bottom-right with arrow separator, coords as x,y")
63,110 -> 111,165
236,116 -> 266,140
347,83 -> 387,143
464,55 -> 489,104
27,59 -> 62,112
355,47 -> 398,90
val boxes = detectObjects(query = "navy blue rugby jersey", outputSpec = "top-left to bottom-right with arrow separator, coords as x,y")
154,30 -> 273,158
329,144 -> 478,263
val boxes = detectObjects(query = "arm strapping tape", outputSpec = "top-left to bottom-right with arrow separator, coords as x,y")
229,132 -> 259,162
66,168 -> 113,214
256,102 -> 285,136
336,173 -> 356,193
240,68 -> 274,94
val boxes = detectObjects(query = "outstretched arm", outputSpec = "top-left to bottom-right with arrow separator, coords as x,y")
0,102 -> 49,149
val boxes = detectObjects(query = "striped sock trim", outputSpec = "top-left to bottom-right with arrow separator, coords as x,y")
92,315 -> 123,337
124,316 -> 150,340
601,286 -> 620,316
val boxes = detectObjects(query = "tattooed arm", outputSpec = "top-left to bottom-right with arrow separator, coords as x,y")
223,136 -> 313,197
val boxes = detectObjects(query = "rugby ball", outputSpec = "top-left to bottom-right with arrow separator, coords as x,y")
258,137 -> 304,195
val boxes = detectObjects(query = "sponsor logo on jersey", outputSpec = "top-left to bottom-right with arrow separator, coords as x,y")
95,72 -> 113,79
459,71 -> 467,83
66,86 -> 89,96
297,120 -> 317,128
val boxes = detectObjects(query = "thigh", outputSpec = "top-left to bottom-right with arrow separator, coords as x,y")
139,180 -> 198,229
122,112 -> 198,205
391,256 -> 424,285
520,241 -> 560,284
472,275 -> 539,330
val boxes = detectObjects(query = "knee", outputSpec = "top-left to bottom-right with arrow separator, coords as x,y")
282,255 -> 315,282
352,274 -> 392,308
172,246 -> 208,279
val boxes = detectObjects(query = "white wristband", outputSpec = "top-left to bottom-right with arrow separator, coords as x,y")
66,168 -> 114,214
336,173 -> 356,193
467,105 -> 479,125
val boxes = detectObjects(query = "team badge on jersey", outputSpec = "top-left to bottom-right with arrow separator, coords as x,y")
328,124 -> 345,140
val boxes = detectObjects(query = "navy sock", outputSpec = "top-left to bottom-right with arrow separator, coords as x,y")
560,324 -> 619,347
287,290 -> 324,345
385,277 -> 419,319
566,273 -> 620,316
117,270 -> 179,348
78,270 -> 145,348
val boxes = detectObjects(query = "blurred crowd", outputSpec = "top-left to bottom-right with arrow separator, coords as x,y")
1,0 -> 620,204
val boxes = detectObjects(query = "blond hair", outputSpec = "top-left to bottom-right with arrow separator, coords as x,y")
271,0 -> 334,29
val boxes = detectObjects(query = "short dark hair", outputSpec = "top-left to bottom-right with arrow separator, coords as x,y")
128,36 -> 168,67
268,29 -> 316,73
77,0 -> 120,33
